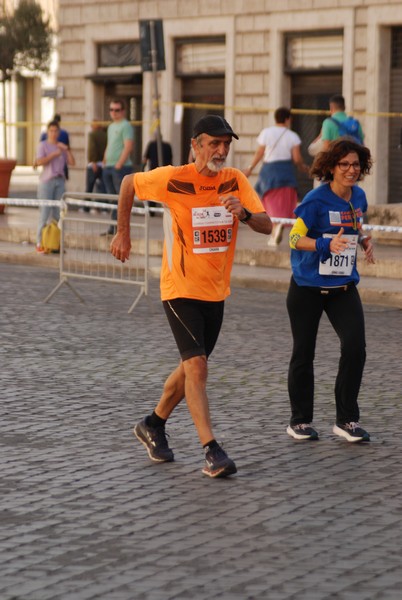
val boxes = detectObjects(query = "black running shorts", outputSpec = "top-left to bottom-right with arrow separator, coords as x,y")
163,298 -> 225,361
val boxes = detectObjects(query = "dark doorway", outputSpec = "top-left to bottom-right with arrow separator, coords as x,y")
291,72 -> 342,199
388,27 -> 402,203
181,76 -> 225,163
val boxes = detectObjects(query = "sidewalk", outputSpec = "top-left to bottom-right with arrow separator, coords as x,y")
1,201 -> 402,309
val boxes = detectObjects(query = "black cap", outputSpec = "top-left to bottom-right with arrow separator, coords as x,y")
192,115 -> 239,140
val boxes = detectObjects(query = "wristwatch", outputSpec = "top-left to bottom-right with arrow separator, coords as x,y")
240,208 -> 252,223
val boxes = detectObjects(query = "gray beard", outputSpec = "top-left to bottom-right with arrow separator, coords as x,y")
207,159 -> 225,173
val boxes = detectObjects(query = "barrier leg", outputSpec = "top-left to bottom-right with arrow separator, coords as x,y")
127,287 -> 145,314
43,277 -> 86,305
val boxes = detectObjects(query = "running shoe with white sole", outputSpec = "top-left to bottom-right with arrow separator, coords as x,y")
333,422 -> 370,443
287,423 -> 319,440
202,445 -> 237,478
133,417 -> 174,462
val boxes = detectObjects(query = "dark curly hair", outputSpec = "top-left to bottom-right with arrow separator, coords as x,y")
310,138 -> 373,182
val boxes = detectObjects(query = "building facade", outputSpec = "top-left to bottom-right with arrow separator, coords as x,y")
54,0 -> 402,204
0,0 -> 59,164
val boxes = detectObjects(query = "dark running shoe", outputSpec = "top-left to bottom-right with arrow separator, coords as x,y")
333,422 -> 370,443
287,424 -> 319,440
133,417 -> 174,462
202,445 -> 237,478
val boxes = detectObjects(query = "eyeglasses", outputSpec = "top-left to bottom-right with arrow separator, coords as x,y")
109,107 -> 122,113
337,161 -> 361,172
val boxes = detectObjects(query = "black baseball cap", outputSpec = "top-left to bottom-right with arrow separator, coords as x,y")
192,115 -> 239,140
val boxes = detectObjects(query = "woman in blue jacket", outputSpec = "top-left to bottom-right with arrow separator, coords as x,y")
286,138 -> 374,443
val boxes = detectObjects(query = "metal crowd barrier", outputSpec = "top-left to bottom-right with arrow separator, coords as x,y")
0,194 -> 156,313
7,192 -> 149,313
42,192 -> 151,313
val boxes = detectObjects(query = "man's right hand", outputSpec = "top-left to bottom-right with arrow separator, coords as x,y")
110,232 -> 131,263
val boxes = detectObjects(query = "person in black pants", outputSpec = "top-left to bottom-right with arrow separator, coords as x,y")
286,138 -> 374,442
142,134 -> 173,171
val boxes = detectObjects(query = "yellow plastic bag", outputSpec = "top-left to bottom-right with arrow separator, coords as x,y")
41,220 -> 60,254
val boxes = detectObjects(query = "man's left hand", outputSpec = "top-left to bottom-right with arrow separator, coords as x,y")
219,194 -> 244,220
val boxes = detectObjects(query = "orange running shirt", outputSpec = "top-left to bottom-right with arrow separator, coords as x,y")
133,163 -> 265,301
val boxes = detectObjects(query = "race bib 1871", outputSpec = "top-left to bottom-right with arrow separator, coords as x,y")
318,234 -> 358,276
192,206 -> 233,254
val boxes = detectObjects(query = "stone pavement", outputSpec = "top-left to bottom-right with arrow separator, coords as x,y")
1,262 -> 402,600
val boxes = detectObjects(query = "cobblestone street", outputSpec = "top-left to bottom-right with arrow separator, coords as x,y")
1,263 -> 402,600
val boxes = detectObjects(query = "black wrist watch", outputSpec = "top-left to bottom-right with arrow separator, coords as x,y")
240,208 -> 252,223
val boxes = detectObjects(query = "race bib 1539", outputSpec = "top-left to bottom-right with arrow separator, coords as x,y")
192,206 -> 233,254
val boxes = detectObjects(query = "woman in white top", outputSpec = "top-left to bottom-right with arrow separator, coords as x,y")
244,107 -> 308,246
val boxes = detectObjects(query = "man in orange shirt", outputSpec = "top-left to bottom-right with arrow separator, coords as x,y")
111,115 -> 272,478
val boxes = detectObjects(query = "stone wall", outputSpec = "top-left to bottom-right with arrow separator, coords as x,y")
57,0 -> 402,206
